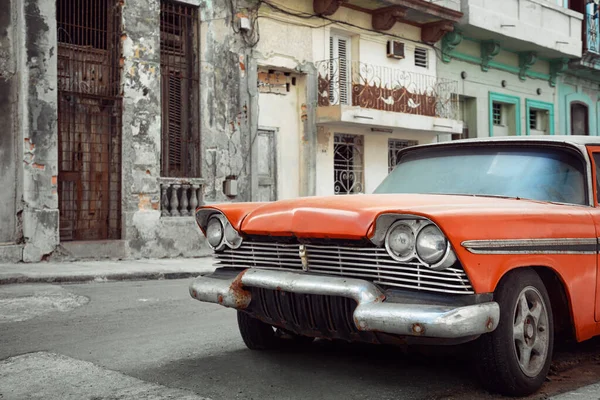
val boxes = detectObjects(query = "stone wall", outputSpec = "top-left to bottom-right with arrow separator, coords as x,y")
20,0 -> 59,263
199,0 -> 256,204
0,0 -> 19,248
121,0 -> 259,259
0,0 -> 265,262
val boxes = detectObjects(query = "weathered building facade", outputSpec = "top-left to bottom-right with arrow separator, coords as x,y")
0,0 -> 260,262
253,0 -> 464,199
0,0 -> 468,262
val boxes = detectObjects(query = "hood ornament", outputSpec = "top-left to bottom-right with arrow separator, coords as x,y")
299,244 -> 309,272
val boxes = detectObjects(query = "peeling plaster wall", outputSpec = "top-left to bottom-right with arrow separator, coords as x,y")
200,1 -> 256,203
120,0 -> 211,259
20,0 -> 59,262
119,0 -> 259,258
119,0 -> 217,259
120,0 -> 163,258
0,0 -> 19,244
3,0 -> 264,261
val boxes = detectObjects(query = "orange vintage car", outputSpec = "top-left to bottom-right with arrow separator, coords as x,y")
189,136 -> 600,396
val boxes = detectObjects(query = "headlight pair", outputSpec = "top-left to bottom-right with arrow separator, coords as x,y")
205,214 -> 243,251
385,220 -> 457,271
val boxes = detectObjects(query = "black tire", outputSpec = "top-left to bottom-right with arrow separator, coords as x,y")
476,268 -> 554,397
237,311 -> 278,350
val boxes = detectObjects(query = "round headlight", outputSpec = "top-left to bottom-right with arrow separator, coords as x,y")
224,223 -> 243,249
206,217 -> 224,248
416,225 -> 447,265
385,222 -> 415,260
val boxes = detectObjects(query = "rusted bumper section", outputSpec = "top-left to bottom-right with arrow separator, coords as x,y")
189,268 -> 500,339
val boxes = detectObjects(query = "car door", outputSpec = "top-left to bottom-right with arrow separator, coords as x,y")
586,146 -> 600,322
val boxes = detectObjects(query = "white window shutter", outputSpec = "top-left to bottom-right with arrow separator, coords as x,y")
329,34 -> 350,106
337,38 -> 349,105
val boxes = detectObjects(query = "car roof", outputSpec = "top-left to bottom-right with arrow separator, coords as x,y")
443,135 -> 600,146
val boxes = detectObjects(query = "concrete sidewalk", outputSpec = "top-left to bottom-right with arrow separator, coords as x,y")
0,257 -> 216,285
550,382 -> 600,399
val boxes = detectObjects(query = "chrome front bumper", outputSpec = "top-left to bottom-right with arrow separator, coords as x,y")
189,268 -> 500,339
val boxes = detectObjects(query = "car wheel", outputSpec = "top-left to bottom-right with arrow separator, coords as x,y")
237,311 -> 278,350
476,268 -> 554,396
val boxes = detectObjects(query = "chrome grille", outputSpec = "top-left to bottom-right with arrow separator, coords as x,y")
214,241 -> 474,295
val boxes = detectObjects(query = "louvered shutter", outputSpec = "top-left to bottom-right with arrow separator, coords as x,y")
329,34 -> 350,105
167,73 -> 183,174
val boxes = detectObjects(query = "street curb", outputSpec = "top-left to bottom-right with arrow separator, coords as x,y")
0,271 -> 204,285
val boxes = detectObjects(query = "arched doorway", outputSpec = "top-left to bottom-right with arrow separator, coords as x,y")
571,102 -> 590,135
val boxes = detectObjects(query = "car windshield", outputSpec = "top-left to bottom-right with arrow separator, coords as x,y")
374,145 -> 587,205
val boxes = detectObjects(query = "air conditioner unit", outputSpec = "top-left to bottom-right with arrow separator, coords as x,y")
387,40 -> 405,59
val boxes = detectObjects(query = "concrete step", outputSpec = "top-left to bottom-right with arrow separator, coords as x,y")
0,244 -> 23,263
56,240 -> 131,261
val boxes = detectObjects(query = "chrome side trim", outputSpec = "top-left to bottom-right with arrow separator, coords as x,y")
189,269 -> 500,339
461,238 -> 598,255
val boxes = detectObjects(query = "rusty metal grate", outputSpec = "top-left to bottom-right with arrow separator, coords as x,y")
56,0 -> 123,241
160,1 -> 201,178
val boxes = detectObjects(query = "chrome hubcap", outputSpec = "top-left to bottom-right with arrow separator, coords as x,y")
513,286 -> 549,377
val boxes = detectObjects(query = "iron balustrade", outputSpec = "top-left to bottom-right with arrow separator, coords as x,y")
316,58 -> 460,121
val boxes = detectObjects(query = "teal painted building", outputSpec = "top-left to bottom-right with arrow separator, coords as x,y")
437,0 -> 599,139
558,77 -> 600,136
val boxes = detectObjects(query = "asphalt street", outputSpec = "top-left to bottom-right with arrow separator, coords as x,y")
1,279 -> 599,400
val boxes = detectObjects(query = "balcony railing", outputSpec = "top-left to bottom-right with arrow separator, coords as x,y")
585,2 -> 599,54
316,59 -> 460,120
159,177 -> 203,217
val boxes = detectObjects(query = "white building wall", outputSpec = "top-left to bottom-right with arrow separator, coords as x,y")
460,0 -> 583,58
256,0 -> 438,74
358,30 -> 437,77
258,80 -> 303,200
315,124 -> 439,196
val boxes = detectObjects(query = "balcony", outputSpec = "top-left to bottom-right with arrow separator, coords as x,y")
315,59 -> 463,134
458,0 -> 583,58
159,177 -> 204,218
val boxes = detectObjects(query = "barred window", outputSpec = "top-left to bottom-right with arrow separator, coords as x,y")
529,109 -> 538,130
493,103 -> 502,126
388,139 -> 418,173
334,134 -> 364,195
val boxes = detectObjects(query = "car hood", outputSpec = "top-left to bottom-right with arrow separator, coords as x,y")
203,193 -> 594,242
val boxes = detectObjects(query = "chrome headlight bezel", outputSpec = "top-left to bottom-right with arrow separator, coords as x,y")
415,224 -> 457,271
197,211 -> 244,251
224,221 -> 243,249
206,215 -> 226,251
415,224 -> 447,264
374,214 -> 458,271
385,220 -> 418,262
